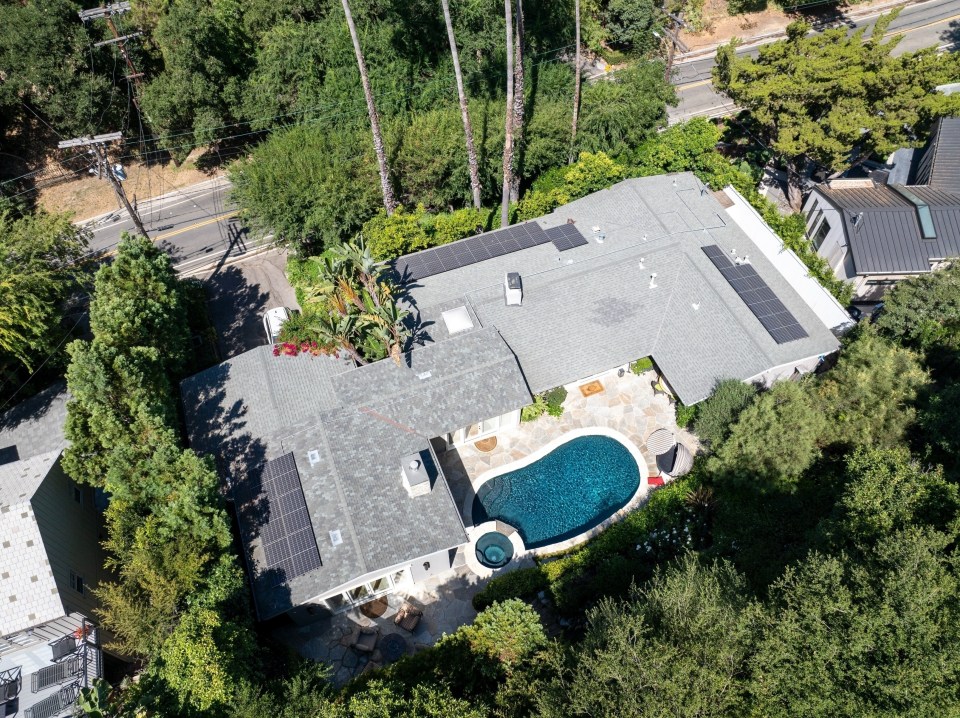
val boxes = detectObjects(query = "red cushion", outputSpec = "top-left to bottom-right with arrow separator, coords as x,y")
648,475 -> 665,487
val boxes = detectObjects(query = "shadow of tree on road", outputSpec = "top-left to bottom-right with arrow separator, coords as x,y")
941,19 -> 960,50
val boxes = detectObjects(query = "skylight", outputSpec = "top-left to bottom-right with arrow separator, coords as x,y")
891,185 -> 937,239
441,306 -> 474,335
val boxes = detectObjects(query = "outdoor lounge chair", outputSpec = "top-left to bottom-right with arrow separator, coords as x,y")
394,603 -> 423,633
351,627 -> 379,654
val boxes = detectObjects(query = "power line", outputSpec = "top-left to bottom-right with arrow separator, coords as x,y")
0,311 -> 88,416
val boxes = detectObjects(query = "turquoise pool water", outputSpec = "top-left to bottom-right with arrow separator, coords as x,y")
472,434 -> 641,549
476,531 -> 514,568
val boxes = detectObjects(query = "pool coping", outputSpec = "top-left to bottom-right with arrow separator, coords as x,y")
462,427 -> 651,564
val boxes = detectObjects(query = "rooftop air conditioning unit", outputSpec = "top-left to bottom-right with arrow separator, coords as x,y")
504,272 -> 522,306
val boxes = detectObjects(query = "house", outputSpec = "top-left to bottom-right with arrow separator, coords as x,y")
0,384 -> 105,717
180,172 -> 847,623
803,117 -> 960,302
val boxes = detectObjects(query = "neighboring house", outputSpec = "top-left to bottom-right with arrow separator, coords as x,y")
803,117 -> 960,302
0,385 -> 105,718
180,172 -> 848,623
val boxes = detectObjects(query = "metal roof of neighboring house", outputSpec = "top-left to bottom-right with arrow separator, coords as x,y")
182,327 -> 527,618
814,180 -> 960,275
811,118 -> 960,275
402,174 -> 840,404
914,117 -> 960,194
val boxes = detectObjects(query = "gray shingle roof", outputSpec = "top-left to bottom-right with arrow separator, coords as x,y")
403,174 -> 840,404
182,327 -> 527,619
0,383 -> 69,465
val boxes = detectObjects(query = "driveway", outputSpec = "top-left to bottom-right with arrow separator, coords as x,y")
198,248 -> 300,360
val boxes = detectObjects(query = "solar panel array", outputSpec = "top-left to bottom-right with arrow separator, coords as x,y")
545,223 -> 589,251
394,222 -> 551,281
240,452 -> 322,581
702,245 -> 809,344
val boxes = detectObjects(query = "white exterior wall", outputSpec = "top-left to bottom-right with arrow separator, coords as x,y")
802,191 -> 856,282
724,187 -> 855,333
31,461 -> 109,623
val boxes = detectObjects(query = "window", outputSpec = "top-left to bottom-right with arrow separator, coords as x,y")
70,481 -> 83,506
810,218 -> 831,250
806,200 -> 823,231
69,571 -> 84,595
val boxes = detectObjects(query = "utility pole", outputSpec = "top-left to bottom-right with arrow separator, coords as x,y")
58,133 -> 149,238
656,11 -> 689,84
79,2 -> 145,112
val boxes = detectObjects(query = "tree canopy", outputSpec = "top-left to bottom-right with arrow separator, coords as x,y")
712,13 -> 960,207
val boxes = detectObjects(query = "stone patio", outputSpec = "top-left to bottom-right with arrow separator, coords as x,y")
272,365 -> 694,685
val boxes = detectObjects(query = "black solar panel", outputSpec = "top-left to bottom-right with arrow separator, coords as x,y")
701,245 -> 809,344
237,452 -> 322,582
545,223 -> 589,251
393,221 -> 551,282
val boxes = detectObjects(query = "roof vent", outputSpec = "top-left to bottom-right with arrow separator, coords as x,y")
505,272 -> 522,306
401,452 -> 431,497
307,449 -> 320,466
329,529 -> 343,547
417,371 -> 432,380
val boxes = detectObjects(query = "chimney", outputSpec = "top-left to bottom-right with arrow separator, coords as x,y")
504,272 -> 522,306
401,452 -> 431,497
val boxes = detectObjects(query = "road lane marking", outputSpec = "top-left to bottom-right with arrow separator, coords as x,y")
152,212 -> 236,241
888,11 -> 960,37
676,12 -> 960,93
89,212 -> 237,260
677,78 -> 713,91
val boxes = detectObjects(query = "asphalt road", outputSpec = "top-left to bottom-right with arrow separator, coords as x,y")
80,176 -> 264,274
78,0 -> 959,264
669,0 -> 960,122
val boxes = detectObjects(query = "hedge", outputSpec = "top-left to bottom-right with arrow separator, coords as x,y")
471,470 -> 702,613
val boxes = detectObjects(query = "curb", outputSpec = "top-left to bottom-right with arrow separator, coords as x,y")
674,0 -> 923,63
176,237 -> 277,277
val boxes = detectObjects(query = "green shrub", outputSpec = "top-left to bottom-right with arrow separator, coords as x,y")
630,356 -> 654,374
521,395 -> 548,422
462,599 -> 547,673
675,401 -> 698,428
546,403 -> 564,418
472,567 -> 550,611
430,207 -> 490,245
693,379 -> 759,449
362,206 -> 430,260
544,386 -> 567,408
543,473 -> 701,612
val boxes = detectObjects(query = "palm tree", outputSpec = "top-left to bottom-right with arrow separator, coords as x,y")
509,0 -> 525,203
341,0 -> 396,215
570,0 -> 582,164
501,0 -> 514,228
441,0 -> 482,210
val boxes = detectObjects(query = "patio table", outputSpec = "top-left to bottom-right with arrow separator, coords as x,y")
380,632 -> 408,663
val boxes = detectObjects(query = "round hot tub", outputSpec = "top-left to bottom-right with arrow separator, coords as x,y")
475,531 -> 514,568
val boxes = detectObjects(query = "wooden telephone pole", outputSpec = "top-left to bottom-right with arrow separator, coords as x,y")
79,2 -> 145,112
58,133 -> 148,238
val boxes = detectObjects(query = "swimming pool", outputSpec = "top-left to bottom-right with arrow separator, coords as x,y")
471,432 -> 642,549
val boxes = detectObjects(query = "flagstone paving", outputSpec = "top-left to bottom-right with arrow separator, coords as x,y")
273,367 -> 696,685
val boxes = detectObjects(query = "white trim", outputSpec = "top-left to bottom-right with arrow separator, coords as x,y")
462,427 -> 649,559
